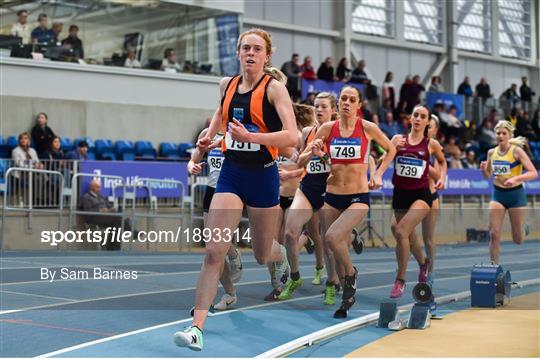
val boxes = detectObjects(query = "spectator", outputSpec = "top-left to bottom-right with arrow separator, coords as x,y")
31,14 -> 53,44
301,92 -> 316,106
398,75 -> 413,112
31,112 -> 56,159
124,48 -> 141,68
520,77 -> 535,103
44,136 -> 65,160
461,150 -> 478,169
477,116 -> 497,152
406,75 -> 425,113
379,98 -> 394,123
382,71 -> 396,109
503,84 -> 520,107
475,77 -> 492,101
429,76 -> 444,92
316,57 -> 336,81
350,59 -> 368,84
516,111 -> 536,141
444,136 -> 463,169
11,9 -> 31,44
50,22 -> 63,44
532,109 -> 540,139
336,57 -> 351,82
379,111 -> 403,138
457,76 -> 473,98
281,53 -> 302,101
300,56 -> 316,80
66,140 -> 88,160
81,179 -> 134,250
161,48 -> 182,73
439,105 -> 463,140
361,100 -> 374,121
506,107 -> 518,127
61,25 -> 84,58
12,132 -> 43,170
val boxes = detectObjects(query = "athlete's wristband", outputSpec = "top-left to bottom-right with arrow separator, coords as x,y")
322,153 -> 331,164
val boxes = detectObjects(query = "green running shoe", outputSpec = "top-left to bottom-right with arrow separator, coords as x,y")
312,267 -> 325,285
323,283 -> 336,305
174,326 -> 204,351
278,278 -> 303,300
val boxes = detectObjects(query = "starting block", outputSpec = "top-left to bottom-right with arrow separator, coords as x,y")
470,263 -> 511,307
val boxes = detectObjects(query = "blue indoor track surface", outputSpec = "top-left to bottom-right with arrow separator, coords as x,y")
1,240 -> 538,358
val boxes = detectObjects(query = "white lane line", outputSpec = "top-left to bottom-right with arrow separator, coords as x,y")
0,290 -> 76,302
36,269 -> 526,359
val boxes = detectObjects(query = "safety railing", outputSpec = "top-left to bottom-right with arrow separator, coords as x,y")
0,167 -> 64,250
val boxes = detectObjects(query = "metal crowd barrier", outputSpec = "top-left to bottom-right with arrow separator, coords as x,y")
0,167 -> 64,250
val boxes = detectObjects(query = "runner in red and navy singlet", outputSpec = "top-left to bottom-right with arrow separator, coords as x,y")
386,105 -> 447,299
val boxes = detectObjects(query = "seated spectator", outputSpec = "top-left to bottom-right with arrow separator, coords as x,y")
439,105 -> 463,140
61,25 -> 84,58
66,140 -> 88,160
336,57 -> 351,82
461,150 -> 478,169
379,111 -> 403,138
161,48 -> 182,73
477,116 -> 497,152
124,48 -> 141,68
31,112 -> 56,159
281,53 -> 302,101
11,9 -> 31,44
12,132 -> 43,170
520,77 -> 535,103
81,179 -> 134,250
350,59 -> 368,84
503,84 -> 520,107
379,98 -> 394,123
475,77 -> 492,101
44,136 -> 65,161
50,22 -> 63,44
444,136 -> 463,169
301,92 -> 316,106
382,71 -> 396,109
31,14 -> 53,44
316,57 -> 336,81
300,56 -> 316,80
361,100 -> 374,121
429,76 -> 444,92
457,76 -> 473,98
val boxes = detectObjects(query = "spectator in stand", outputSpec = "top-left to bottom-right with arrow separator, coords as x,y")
11,9 -> 31,44
532,109 -> 540,140
515,111 -> 536,141
379,111 -> 403,138
81,179 -> 134,250
61,25 -> 84,58
457,76 -> 473,98
477,115 -> 497,153
66,140 -> 89,160
503,84 -> 520,107
350,59 -> 368,84
475,77 -> 492,101
49,22 -> 63,44
31,112 -> 56,159
520,77 -> 535,103
12,133 -> 43,170
439,104 -> 463,140
444,136 -> 463,169
461,150 -> 478,169
281,53 -> 302,101
506,107 -> 519,127
382,71 -> 396,109
300,56 -> 316,80
398,75 -> 412,113
361,99 -> 374,121
301,92 -> 316,106
336,57 -> 351,82
124,48 -> 141,68
379,98 -> 394,123
44,136 -> 65,160
161,48 -> 182,73
31,13 -> 53,44
405,75 -> 425,113
316,57 -> 336,81
428,76 -> 444,92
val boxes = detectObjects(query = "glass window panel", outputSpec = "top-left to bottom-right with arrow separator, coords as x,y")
403,0 -> 443,45
498,0 -> 531,59
457,0 -> 491,53
352,0 -> 395,37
